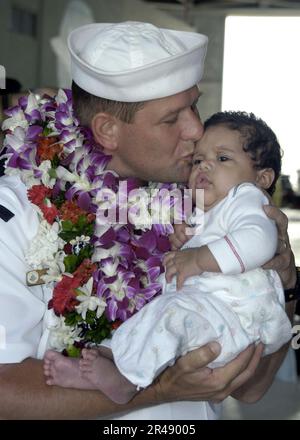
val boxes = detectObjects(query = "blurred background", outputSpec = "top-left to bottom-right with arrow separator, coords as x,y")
1,0 -> 300,419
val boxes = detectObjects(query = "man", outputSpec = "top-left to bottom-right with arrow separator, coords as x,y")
0,21 -> 296,420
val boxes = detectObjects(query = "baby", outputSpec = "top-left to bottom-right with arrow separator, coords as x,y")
44,111 -> 292,404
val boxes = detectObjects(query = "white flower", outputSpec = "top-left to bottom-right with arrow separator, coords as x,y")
2,109 -> 28,131
95,188 -> 117,210
25,92 -> 40,115
26,220 -> 65,268
106,275 -> 128,301
94,223 -> 111,237
92,243 -> 121,263
5,167 -> 41,188
127,188 -> 152,228
75,278 -> 106,320
41,250 -> 66,283
3,127 -> 26,152
56,165 -> 94,192
101,258 -> 119,277
48,315 -> 81,351
45,120 -> 60,136
61,130 -> 84,153
55,89 -> 69,105
70,235 -> 90,246
39,160 -> 56,188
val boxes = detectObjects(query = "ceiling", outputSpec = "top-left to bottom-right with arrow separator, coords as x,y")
145,0 -> 300,7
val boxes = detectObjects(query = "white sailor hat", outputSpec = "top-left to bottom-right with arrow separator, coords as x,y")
68,21 -> 208,102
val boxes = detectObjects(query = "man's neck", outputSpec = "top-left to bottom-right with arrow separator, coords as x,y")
105,156 -> 145,186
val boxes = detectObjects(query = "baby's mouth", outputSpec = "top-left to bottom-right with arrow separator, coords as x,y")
195,174 -> 211,189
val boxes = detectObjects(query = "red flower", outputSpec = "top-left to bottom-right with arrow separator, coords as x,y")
52,275 -> 81,315
59,200 -> 95,224
111,320 -> 122,330
37,136 -> 63,161
28,185 -> 52,207
73,259 -> 97,285
41,204 -> 59,225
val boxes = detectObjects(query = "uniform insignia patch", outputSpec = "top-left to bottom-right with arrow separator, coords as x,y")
0,205 -> 15,222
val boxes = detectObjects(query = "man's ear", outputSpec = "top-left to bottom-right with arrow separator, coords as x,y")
256,168 -> 275,190
91,112 -> 119,152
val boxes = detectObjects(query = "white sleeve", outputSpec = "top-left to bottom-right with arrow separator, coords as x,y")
207,184 -> 277,274
0,176 -> 46,363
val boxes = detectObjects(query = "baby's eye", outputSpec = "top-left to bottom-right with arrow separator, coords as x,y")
218,156 -> 229,162
193,159 -> 202,165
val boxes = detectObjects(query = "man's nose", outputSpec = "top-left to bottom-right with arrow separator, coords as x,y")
181,109 -> 204,142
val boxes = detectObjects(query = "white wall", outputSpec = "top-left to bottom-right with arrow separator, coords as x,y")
1,0 -> 196,90
0,0 -> 40,89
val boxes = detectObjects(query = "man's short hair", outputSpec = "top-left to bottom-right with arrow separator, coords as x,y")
204,111 -> 282,196
71,81 -> 145,126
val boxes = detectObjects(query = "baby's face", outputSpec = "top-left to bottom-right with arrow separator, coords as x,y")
189,125 -> 259,210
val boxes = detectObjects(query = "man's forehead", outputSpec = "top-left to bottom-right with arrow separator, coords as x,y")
145,86 -> 201,113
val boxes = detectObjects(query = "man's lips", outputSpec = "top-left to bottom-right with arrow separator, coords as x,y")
182,155 -> 193,165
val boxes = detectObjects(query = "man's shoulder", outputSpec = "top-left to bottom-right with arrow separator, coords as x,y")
0,175 -> 29,202
0,174 -> 24,191
0,175 -> 33,220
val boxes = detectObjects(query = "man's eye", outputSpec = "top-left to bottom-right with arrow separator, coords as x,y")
191,103 -> 200,117
164,116 -> 178,124
193,159 -> 202,165
218,156 -> 229,162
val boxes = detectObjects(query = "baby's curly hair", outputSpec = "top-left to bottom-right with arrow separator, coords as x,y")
204,111 -> 282,195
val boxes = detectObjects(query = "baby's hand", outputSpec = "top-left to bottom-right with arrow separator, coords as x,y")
163,248 -> 202,290
169,222 -> 190,250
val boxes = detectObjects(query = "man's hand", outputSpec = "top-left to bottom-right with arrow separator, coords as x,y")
263,205 -> 296,289
169,223 -> 190,250
153,342 -> 264,404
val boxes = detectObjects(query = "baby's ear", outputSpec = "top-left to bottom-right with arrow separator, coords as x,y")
256,168 -> 275,190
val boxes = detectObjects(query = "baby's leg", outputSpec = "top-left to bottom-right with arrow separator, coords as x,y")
80,348 -> 137,404
44,350 -> 96,390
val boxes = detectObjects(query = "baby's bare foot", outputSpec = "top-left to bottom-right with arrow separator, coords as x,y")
43,350 -> 95,390
80,348 -> 100,373
79,348 -> 137,404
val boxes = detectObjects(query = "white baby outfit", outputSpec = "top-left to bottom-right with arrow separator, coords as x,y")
111,183 -> 292,389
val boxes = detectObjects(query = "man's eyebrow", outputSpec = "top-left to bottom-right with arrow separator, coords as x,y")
160,92 -> 203,120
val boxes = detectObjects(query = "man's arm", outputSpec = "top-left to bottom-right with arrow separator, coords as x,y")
230,205 -> 297,403
0,341 -> 262,419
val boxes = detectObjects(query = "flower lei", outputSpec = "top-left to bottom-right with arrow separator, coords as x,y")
1,89 -> 184,356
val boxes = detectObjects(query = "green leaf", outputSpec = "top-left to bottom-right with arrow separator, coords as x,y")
78,244 -> 93,260
51,155 -> 60,169
77,215 -> 87,228
64,254 -> 79,273
43,127 -> 52,137
64,311 -> 82,326
83,314 -> 112,345
53,191 -> 66,209
48,168 -> 57,179
66,345 -> 81,358
62,220 -> 73,231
